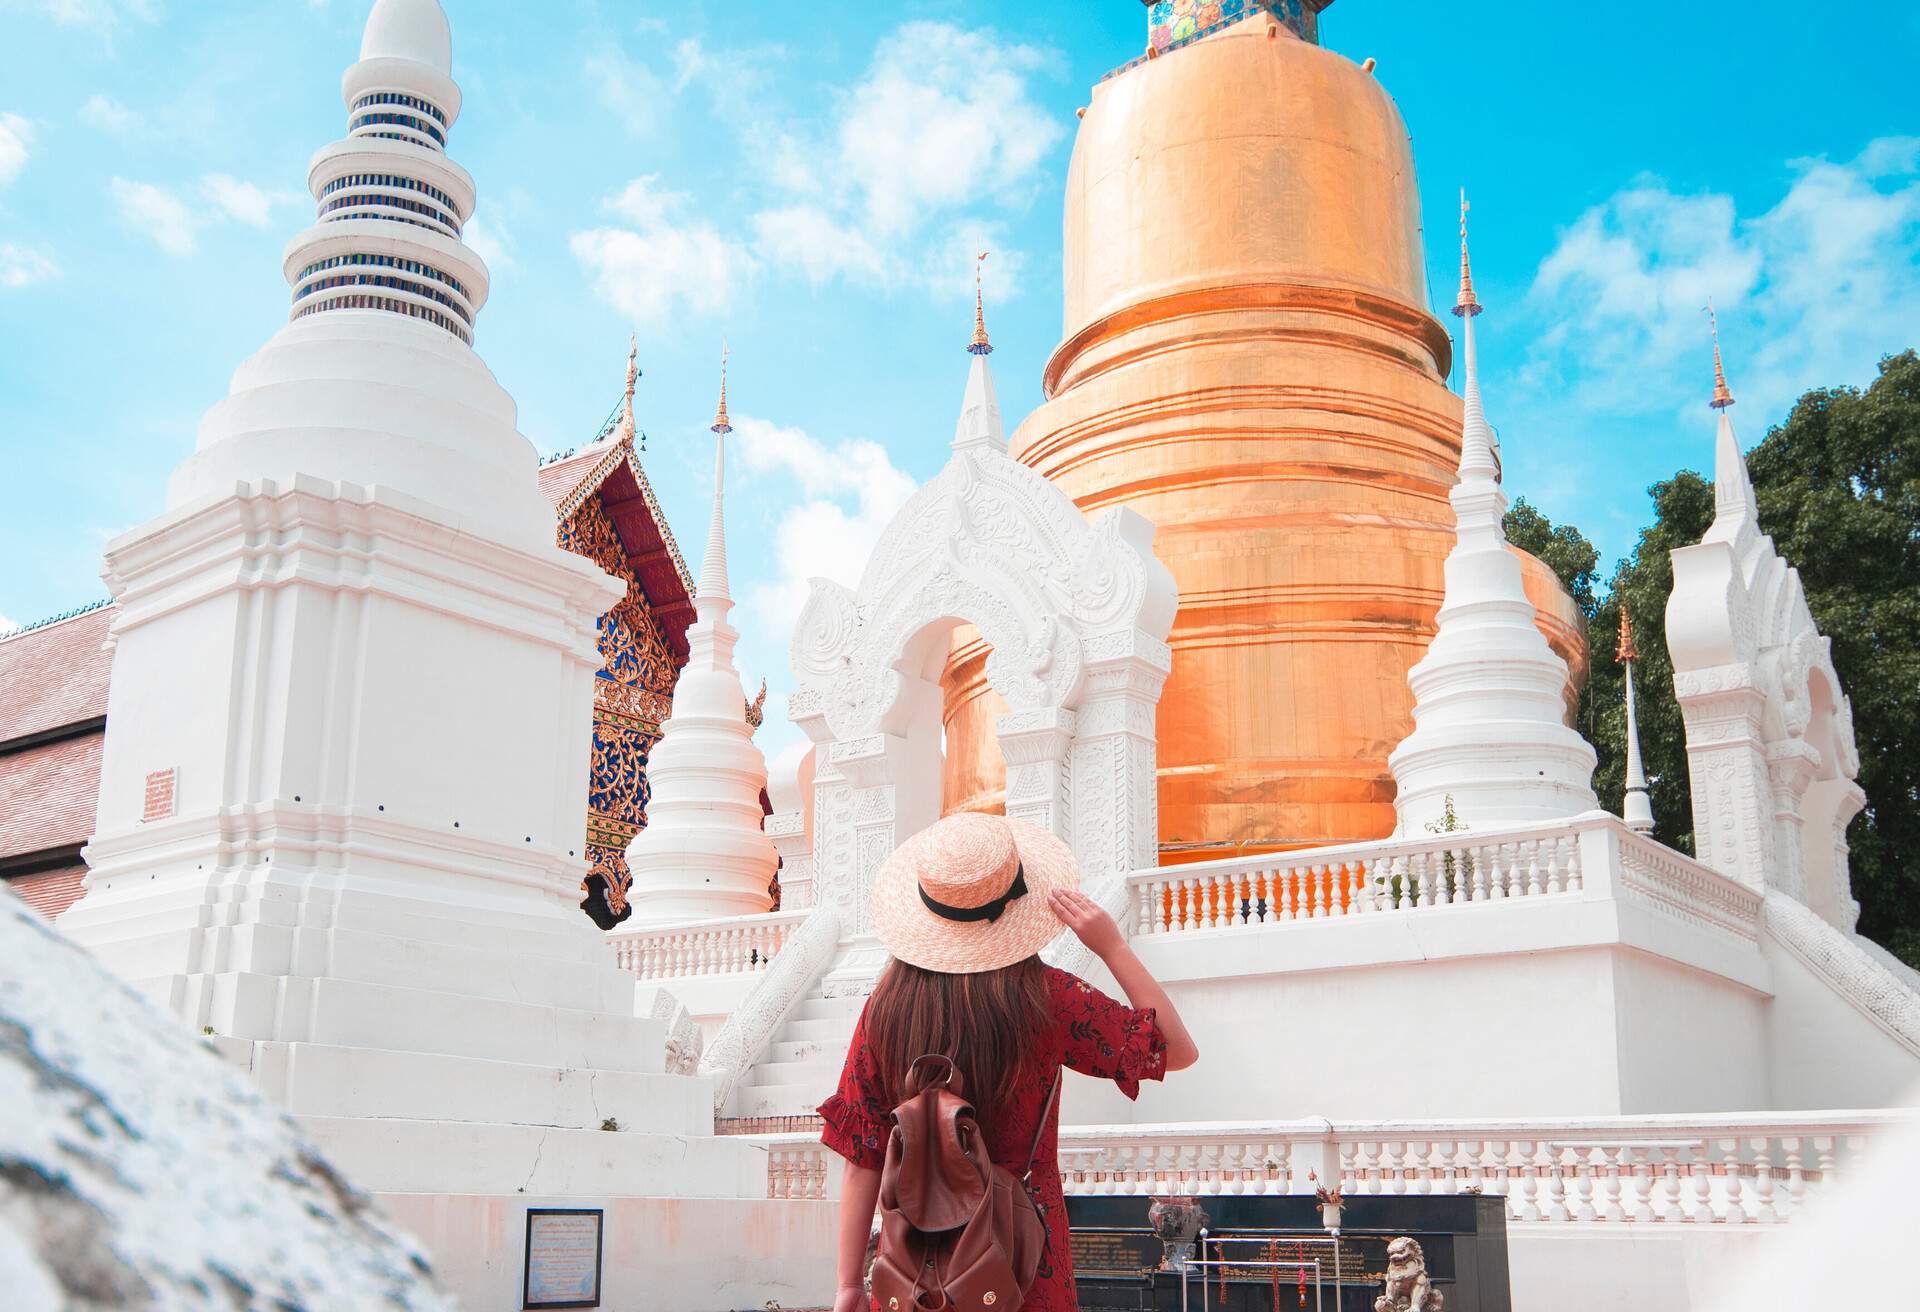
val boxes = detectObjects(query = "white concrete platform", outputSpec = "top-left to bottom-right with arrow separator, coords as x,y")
383,1193 -> 837,1312
301,1115 -> 769,1197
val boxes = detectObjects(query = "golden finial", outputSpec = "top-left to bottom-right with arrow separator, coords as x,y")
1454,189 -> 1481,318
968,248 -> 993,356
618,333 -> 638,444
1618,607 -> 1639,663
710,339 -> 732,436
1706,301 -> 1735,409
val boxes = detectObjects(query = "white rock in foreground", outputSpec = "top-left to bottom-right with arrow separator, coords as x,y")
0,886 -> 455,1309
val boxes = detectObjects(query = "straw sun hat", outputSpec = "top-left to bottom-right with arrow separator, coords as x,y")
871,812 -> 1080,974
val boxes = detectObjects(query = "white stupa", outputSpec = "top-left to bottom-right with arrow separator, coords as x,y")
1388,195 -> 1599,833
58,11 -> 791,1304
623,352 -> 779,923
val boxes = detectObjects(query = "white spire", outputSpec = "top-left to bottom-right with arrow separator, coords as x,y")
359,0 -> 452,74
281,0 -> 484,345
953,255 -> 1007,456
1702,304 -> 1760,548
1618,608 -> 1655,835
1387,194 -> 1599,834
700,344 -> 732,604
623,348 -> 775,924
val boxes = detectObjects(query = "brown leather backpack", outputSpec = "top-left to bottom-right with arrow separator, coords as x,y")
870,1055 -> 1060,1312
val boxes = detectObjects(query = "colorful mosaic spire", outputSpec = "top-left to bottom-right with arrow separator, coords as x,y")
1144,0 -> 1334,53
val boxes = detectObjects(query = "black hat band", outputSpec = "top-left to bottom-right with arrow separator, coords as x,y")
919,864 -> 1028,924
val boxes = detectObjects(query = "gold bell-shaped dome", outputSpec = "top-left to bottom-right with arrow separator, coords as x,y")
941,13 -> 1586,854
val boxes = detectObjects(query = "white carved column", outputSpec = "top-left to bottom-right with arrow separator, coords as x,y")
1070,631 -> 1173,879
996,707 -> 1076,838
1765,741 -> 1820,903
1802,778 -> 1867,930
1671,673 -> 1776,890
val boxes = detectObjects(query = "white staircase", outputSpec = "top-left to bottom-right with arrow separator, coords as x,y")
730,984 -> 863,1119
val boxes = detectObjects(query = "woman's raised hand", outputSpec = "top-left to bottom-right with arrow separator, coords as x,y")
1048,887 -> 1124,959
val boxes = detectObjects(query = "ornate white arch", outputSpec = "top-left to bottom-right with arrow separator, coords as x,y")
782,359 -> 1176,948
1668,432 -> 1863,924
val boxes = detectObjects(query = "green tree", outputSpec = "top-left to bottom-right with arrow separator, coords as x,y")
1745,351 -> 1920,964
1508,351 -> 1919,966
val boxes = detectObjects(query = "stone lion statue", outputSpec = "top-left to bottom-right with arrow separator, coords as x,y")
1374,1236 -> 1442,1312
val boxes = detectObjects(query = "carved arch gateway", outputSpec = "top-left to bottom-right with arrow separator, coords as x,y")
784,437 -> 1177,944
1669,514 -> 1864,924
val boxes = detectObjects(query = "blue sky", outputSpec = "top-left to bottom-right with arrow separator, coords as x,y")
2,0 -> 1917,767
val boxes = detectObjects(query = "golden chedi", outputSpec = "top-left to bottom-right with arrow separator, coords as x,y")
941,2 -> 1586,855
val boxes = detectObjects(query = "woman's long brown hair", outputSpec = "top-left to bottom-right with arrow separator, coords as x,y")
865,954 -> 1051,1132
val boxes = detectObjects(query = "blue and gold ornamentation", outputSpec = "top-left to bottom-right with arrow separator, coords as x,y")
557,494 -> 683,923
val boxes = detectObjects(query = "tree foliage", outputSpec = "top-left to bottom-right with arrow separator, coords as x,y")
1507,351 -> 1920,966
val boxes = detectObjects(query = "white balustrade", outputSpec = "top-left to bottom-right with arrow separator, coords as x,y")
744,1111 -> 1905,1222
607,908 -> 808,980
1124,812 -> 1759,943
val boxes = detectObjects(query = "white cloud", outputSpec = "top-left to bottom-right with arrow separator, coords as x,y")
7,0 -> 159,30
0,113 -> 31,186
746,22 -> 1059,299
463,208 -> 513,272
751,205 -> 890,286
200,173 -> 284,227
0,242 -> 59,288
110,177 -> 198,256
731,413 -> 918,636
1525,136 -> 1920,421
571,176 -> 755,326
835,23 -> 1061,237
108,173 -> 298,256
585,48 -> 666,137
80,93 -> 137,133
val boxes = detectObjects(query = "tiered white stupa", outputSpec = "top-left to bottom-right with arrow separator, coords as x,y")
623,356 -> 779,923
1388,197 -> 1600,833
58,4 -> 823,1305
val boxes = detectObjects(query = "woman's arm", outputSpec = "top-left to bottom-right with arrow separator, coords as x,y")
833,1162 -> 882,1312
1047,887 -> 1200,1072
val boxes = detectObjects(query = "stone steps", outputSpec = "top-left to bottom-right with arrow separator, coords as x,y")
729,982 -> 859,1117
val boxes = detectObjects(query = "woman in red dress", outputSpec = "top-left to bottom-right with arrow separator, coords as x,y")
820,812 -> 1200,1312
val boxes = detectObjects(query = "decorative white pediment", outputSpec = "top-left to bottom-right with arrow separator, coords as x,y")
1667,405 -> 1863,924
781,352 -> 1176,944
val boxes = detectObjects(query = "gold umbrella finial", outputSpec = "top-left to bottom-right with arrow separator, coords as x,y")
968,248 -> 993,356
710,338 -> 732,435
1454,189 -> 1481,318
1706,301 -> 1735,409
1618,606 -> 1639,663
618,333 -> 639,444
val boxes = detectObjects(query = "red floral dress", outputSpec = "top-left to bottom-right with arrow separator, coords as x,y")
819,964 -> 1169,1312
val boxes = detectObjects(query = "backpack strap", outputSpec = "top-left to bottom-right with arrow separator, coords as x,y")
904,1053 -> 962,1098
1020,1070 -> 1062,1184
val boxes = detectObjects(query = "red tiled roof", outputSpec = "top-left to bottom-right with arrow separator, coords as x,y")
0,731 -> 103,859
7,863 -> 88,921
538,439 -> 697,661
0,605 -> 115,745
